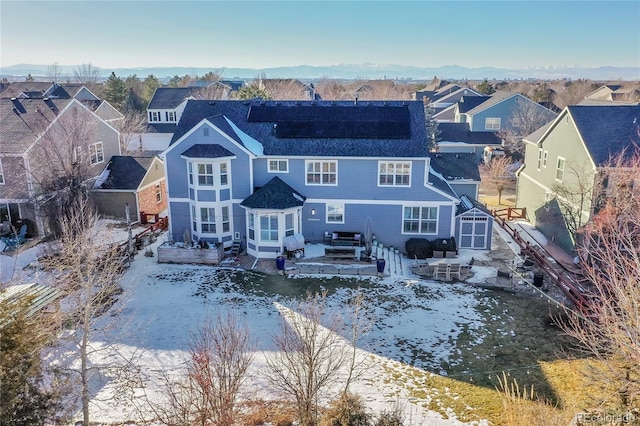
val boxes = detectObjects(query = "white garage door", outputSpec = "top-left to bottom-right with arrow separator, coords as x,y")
459,216 -> 489,249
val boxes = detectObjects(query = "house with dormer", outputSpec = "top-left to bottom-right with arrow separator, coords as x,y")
516,104 -> 640,253
0,96 -> 120,236
162,100 -> 488,258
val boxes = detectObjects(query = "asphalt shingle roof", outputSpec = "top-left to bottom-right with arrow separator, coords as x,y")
0,97 -> 73,154
181,144 -> 235,158
430,153 -> 481,181
438,122 -> 502,145
171,100 -> 428,158
98,156 -> 154,190
240,176 -> 306,209
568,105 -> 640,165
456,194 -> 491,215
465,91 -> 515,115
148,87 -> 200,109
427,170 -> 457,199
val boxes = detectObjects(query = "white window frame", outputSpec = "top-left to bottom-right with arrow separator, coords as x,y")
89,142 -> 104,165
285,213 -> 295,236
556,157 -> 566,182
200,207 -> 216,233
326,203 -> 345,224
537,148 -> 543,170
150,111 -> 160,122
248,212 -> 255,241
305,160 -> 337,186
512,117 -> 521,128
259,214 -> 279,242
543,150 -> 548,168
378,161 -> 411,186
485,117 -> 501,130
402,205 -> 438,235
221,206 -> 230,232
191,205 -> 197,232
268,159 -> 289,173
166,111 -> 176,122
220,162 -> 229,186
197,163 -> 214,186
155,183 -> 162,203
0,159 -> 4,185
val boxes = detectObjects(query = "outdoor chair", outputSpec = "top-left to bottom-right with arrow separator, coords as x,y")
2,224 -> 27,251
434,263 -> 449,280
448,263 -> 462,280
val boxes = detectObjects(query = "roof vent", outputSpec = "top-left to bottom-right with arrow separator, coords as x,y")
209,101 -> 215,106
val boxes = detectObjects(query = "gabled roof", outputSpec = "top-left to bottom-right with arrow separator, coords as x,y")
567,105 -> 640,165
97,156 -> 155,190
456,95 -> 491,113
0,97 -> 73,154
145,122 -> 178,134
241,176 -> 306,209
522,121 -> 553,144
170,100 -> 428,158
427,170 -> 459,199
181,143 -> 235,159
430,153 -> 481,181
0,82 -> 53,99
148,87 -> 200,109
456,194 -> 491,216
464,91 -> 515,115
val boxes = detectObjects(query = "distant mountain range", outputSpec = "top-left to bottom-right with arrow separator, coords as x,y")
1,63 -> 638,81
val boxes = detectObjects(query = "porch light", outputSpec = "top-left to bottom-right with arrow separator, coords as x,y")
311,209 -> 316,215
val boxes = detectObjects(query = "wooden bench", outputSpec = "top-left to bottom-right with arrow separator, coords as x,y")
325,247 -> 356,259
330,231 -> 361,246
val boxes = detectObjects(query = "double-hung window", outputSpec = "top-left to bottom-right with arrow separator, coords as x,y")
149,111 -> 160,122
89,142 -> 104,165
285,213 -> 295,236
379,162 -> 411,186
403,206 -> 438,234
0,159 -> 4,185
306,161 -> 337,185
248,213 -> 255,240
200,207 -> 216,233
221,206 -> 230,232
220,163 -> 228,185
556,157 -> 566,182
260,214 -> 279,241
166,111 -> 176,122
537,149 -> 543,170
198,164 -> 214,186
485,117 -> 501,130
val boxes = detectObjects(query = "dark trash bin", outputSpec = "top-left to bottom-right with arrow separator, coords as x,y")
276,256 -> 286,271
533,273 -> 544,288
433,237 -> 457,257
376,258 -> 386,274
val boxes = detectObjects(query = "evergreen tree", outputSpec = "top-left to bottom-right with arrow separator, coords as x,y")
168,75 -> 181,87
425,103 -> 441,152
0,297 -> 62,425
104,72 -> 127,109
235,84 -> 271,100
476,79 -> 496,95
25,74 -> 34,82
142,74 -> 160,107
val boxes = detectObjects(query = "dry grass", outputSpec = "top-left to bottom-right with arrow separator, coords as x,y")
239,399 -> 297,426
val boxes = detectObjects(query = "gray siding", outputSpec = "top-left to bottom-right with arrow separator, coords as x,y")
91,191 -> 137,220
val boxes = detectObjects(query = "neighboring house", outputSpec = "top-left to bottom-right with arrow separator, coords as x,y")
437,122 -> 502,161
429,153 -> 482,200
258,79 -> 318,100
145,87 -> 198,150
516,104 -> 640,253
585,84 -> 640,103
92,155 -> 167,222
163,99 -> 476,258
454,91 -> 557,133
0,97 -> 121,236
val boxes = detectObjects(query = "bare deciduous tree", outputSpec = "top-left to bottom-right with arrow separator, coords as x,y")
265,291 -> 371,426
46,195 -> 136,426
551,161 -> 597,245
482,156 -> 513,206
116,110 -> 147,154
561,152 -> 640,413
47,62 -> 64,82
148,310 -> 253,425
499,100 -> 553,159
73,63 -> 100,86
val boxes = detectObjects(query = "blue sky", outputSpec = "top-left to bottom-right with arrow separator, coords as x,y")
1,1 -> 638,70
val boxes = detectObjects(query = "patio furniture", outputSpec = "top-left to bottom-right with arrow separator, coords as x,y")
448,263 -> 462,280
2,224 -> 27,251
434,263 -> 449,280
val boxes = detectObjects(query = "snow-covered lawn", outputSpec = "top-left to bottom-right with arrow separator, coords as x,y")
3,222 -> 558,425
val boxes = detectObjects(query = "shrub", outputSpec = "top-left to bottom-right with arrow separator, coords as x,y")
321,392 -> 371,426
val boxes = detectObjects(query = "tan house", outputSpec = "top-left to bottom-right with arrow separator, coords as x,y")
92,156 -> 166,222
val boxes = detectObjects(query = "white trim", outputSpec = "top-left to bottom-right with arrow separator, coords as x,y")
167,197 -> 191,203
555,156 -> 566,183
305,160 -> 338,186
484,117 -> 501,130
377,160 -> 411,187
95,100 -> 125,120
401,204 -> 439,235
325,203 -> 345,224
304,197 -> 457,206
267,159 -> 289,173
